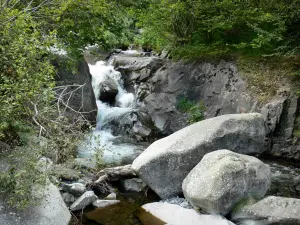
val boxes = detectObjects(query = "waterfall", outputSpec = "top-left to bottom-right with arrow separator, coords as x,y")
78,57 -> 144,164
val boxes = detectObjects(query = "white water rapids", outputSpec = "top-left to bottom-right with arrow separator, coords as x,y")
78,54 -> 144,164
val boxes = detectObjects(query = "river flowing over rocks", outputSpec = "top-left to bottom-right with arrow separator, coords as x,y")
60,50 -> 300,225
3,49 -> 300,225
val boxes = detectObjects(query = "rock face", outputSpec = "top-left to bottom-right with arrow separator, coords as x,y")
261,88 -> 300,160
108,54 -> 300,160
231,196 -> 300,225
70,191 -> 98,211
54,59 -> 97,124
182,150 -> 271,215
132,113 -> 266,199
0,183 -> 71,225
137,202 -> 235,225
99,76 -> 119,103
115,57 -> 258,135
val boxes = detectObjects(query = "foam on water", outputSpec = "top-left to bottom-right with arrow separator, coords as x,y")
78,59 -> 142,163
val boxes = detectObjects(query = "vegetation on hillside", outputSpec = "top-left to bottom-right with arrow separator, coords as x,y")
137,0 -> 300,59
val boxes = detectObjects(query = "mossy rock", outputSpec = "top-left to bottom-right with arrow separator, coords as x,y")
50,165 -> 81,181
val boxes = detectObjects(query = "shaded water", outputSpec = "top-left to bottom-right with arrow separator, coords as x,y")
71,190 -> 160,225
264,158 -> 300,198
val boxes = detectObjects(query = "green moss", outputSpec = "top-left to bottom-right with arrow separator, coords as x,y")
231,197 -> 257,214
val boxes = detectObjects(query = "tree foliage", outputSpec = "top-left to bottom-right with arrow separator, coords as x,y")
137,0 -> 300,59
0,1 -> 57,142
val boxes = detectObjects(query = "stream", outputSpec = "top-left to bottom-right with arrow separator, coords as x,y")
78,51 -> 147,164
74,51 -> 300,225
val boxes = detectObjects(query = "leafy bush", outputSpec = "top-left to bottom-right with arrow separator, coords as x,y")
177,97 -> 195,112
187,103 -> 206,124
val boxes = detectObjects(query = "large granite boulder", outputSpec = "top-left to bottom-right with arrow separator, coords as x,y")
231,196 -> 300,225
182,150 -> 271,215
137,202 -> 235,225
0,182 -> 71,225
132,113 -> 266,199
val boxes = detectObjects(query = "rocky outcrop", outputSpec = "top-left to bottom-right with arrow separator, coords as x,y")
110,53 -> 300,160
132,113 -> 266,199
137,202 -> 235,225
261,87 -> 300,160
182,150 -> 271,215
0,183 -> 71,225
115,57 -> 258,135
54,59 -> 97,124
231,196 -> 300,225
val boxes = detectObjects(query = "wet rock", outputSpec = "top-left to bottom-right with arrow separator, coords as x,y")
133,121 -> 152,137
99,76 -> 118,103
70,191 -> 98,211
182,150 -> 271,215
105,193 -> 117,200
0,182 -> 71,225
231,196 -> 300,225
92,200 -> 121,208
113,56 -> 163,73
120,178 -> 147,192
132,113 -> 266,199
137,202 -> 235,225
62,183 -> 86,196
62,192 -> 75,206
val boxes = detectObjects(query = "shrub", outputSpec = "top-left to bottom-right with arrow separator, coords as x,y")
177,97 -> 206,124
0,146 -> 46,209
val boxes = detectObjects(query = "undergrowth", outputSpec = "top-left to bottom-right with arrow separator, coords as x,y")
237,55 -> 300,103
